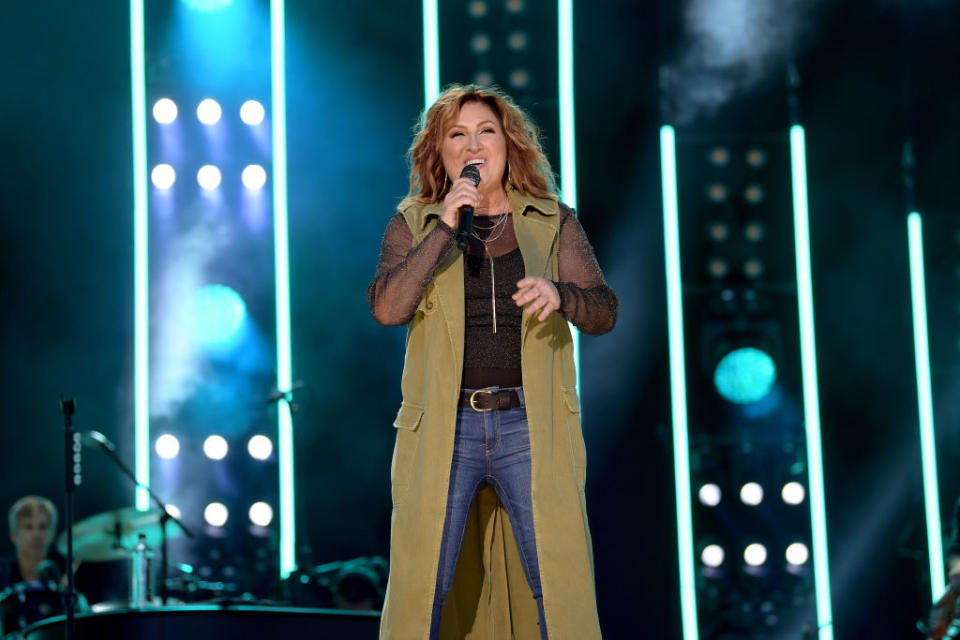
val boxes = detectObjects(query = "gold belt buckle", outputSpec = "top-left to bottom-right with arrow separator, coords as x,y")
469,389 -> 493,412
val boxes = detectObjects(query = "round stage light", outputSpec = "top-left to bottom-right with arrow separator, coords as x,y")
165,504 -> 182,519
744,543 -> 767,567
701,544 -> 725,568
242,164 -> 267,191
740,482 -> 764,506
698,483 -> 722,507
707,257 -> 729,279
507,31 -> 528,52
197,99 -> 222,125
707,183 -> 728,203
786,542 -> 809,566
743,258 -> 765,279
744,184 -> 765,205
151,164 -> 176,190
248,435 -> 273,460
509,68 -> 531,90
203,435 -> 229,461
744,221 -> 765,242
473,71 -> 494,87
707,221 -> 730,242
197,165 -> 222,191
248,502 -> 274,527
240,100 -> 265,126
782,481 -> 806,505
155,434 -> 180,459
187,284 -> 247,349
467,0 -> 488,18
714,347 -> 776,404
746,147 -> 767,168
470,33 -> 491,54
204,502 -> 229,527
708,146 -> 730,167
153,98 -> 178,124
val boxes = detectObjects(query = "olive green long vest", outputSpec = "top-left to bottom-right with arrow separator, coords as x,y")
379,188 -> 602,639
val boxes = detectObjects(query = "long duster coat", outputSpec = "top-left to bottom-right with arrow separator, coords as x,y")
378,188 -> 602,639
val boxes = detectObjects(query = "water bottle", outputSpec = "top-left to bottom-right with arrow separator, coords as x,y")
130,533 -> 149,608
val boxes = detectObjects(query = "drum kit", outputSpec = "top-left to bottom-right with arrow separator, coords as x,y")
0,506 -> 184,638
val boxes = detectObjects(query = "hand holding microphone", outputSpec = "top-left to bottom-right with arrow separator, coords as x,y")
440,165 -> 482,250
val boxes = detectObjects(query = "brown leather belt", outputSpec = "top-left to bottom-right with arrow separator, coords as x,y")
459,389 -> 523,412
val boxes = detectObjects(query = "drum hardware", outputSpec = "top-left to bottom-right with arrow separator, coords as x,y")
76,430 -> 194,606
59,395 -> 79,640
0,581 -> 89,637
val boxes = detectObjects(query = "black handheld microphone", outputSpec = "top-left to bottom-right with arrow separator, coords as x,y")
455,165 -> 482,251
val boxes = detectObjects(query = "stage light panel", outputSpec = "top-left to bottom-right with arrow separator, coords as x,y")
744,543 -> 768,567
249,502 -> 274,527
203,435 -> 229,460
242,164 -> 267,191
782,481 -> 806,505
248,434 -> 274,460
698,483 -> 722,507
151,164 -> 176,190
197,98 -> 222,125
155,434 -> 180,459
204,502 -> 229,527
152,98 -> 178,124
740,482 -> 764,506
197,164 -> 222,190
701,544 -> 725,568
240,99 -> 265,126
786,542 -> 810,566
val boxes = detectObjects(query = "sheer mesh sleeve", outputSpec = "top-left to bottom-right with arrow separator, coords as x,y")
367,213 -> 456,326
554,207 -> 619,335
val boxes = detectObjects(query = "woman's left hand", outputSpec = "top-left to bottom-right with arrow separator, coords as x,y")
513,277 -> 561,322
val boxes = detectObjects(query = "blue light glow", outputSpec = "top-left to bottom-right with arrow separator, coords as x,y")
713,347 -> 776,404
182,0 -> 233,11
187,284 -> 247,349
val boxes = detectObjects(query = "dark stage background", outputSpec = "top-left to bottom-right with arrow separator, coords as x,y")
2,1 -> 959,637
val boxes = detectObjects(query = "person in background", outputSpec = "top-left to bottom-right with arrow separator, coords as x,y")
0,495 -> 62,589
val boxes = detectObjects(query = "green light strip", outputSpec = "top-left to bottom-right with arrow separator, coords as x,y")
789,125 -> 833,639
131,0 -> 150,512
660,126 -> 698,640
423,0 -> 439,106
271,0 -> 296,579
557,0 -> 580,392
908,212 -> 945,601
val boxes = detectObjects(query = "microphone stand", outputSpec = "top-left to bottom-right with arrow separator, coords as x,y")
60,397 -> 78,640
84,432 -> 194,605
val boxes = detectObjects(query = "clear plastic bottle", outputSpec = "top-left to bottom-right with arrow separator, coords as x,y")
130,533 -> 149,608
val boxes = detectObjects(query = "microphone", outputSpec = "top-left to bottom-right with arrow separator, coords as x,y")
455,165 -> 482,251
81,429 -> 116,453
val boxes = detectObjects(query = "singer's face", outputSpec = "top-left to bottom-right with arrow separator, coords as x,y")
11,512 -> 53,557
441,101 -> 507,198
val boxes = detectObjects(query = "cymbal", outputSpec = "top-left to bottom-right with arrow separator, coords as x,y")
56,507 -> 181,562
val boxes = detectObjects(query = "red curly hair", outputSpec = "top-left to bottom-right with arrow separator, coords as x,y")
406,84 -> 557,204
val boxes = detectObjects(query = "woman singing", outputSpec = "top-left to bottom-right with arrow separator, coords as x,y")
368,85 -> 617,639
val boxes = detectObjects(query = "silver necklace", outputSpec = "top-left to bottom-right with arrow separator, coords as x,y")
470,213 -> 510,333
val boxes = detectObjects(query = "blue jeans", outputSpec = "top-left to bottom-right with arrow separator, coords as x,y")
429,388 -> 548,640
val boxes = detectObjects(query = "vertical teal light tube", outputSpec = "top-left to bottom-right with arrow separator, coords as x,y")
789,125 -> 833,639
558,0 -> 580,391
271,0 -> 296,579
423,0 -> 439,106
907,212 -> 945,601
660,126 -> 698,640
131,0 -> 151,512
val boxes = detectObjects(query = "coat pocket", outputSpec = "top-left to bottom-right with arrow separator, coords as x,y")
391,402 -> 423,508
562,388 -> 587,490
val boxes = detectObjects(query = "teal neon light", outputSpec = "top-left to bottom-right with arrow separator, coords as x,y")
131,0 -> 150,512
271,0 -> 296,579
660,126 -> 699,640
558,0 -> 580,392
789,125 -> 833,639
423,0 -> 439,106
908,212 -> 945,601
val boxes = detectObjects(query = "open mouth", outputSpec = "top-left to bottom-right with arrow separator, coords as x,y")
465,159 -> 485,167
